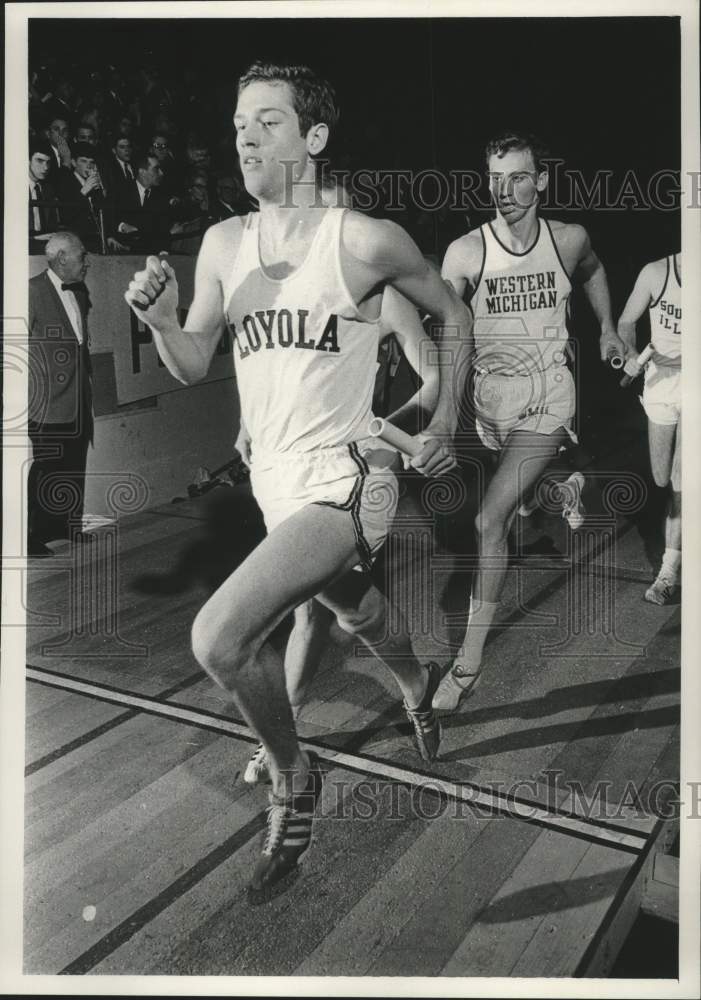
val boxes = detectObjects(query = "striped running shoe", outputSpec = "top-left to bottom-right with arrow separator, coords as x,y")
403,661 -> 442,762
558,472 -> 585,530
248,752 -> 323,904
644,573 -> 677,606
243,743 -> 271,786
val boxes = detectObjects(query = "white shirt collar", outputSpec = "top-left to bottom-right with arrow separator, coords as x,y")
46,268 -> 83,342
47,267 -> 73,294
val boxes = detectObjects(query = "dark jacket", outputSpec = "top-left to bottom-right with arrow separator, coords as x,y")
28,269 -> 93,439
55,169 -> 108,251
29,179 -> 60,238
112,180 -> 172,252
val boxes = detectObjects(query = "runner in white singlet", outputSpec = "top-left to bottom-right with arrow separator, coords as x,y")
232,176 -> 442,765
618,253 -> 682,605
435,131 -> 626,711
125,62 -> 472,902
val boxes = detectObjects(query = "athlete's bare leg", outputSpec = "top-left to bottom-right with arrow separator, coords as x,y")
243,544 -> 443,788
192,504 -> 365,799
285,599 -> 334,714
315,569 -> 428,696
475,428 -> 570,603
192,502 -> 435,800
645,420 -> 681,603
434,427 -> 569,710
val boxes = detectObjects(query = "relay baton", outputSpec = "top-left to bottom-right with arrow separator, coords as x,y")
620,342 -> 655,388
368,417 -> 424,458
607,350 -> 625,370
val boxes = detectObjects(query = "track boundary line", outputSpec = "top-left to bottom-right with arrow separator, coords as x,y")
26,665 -> 651,853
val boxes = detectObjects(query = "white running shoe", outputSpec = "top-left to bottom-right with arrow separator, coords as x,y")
432,667 -> 482,713
644,574 -> 677,606
243,743 -> 271,785
518,494 -> 539,518
558,472 -> 585,530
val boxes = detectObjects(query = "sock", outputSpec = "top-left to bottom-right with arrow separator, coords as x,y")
454,596 -> 500,674
659,548 -> 681,582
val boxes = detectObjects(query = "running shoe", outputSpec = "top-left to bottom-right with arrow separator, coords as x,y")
644,573 -> 678,606
247,751 -> 324,905
403,661 -> 442,762
558,472 -> 585,530
518,494 -> 539,518
243,743 -> 270,786
432,665 -> 482,712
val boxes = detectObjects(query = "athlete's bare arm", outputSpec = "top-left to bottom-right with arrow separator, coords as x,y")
342,214 -> 474,447
616,259 -> 666,376
124,217 -> 245,384
551,221 -> 626,362
441,231 -> 484,301
379,286 -> 440,431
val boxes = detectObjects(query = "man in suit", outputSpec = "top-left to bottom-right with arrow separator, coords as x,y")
29,138 -> 60,248
55,142 -> 108,252
103,136 -> 135,206
212,173 -> 251,221
43,116 -> 72,180
113,151 -> 171,253
27,232 -> 95,556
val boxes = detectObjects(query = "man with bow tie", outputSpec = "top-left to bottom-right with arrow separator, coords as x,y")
27,232 -> 95,556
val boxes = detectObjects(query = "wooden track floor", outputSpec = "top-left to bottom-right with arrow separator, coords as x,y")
23,464 -> 680,977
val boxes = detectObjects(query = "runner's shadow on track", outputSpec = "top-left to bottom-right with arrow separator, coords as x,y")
438,704 -> 680,761
477,866 -> 631,923
129,485 -> 267,596
436,664 -> 681,732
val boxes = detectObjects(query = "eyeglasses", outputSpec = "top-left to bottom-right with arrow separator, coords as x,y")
152,142 -> 169,149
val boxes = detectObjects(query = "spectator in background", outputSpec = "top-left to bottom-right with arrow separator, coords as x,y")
184,134 -> 212,171
213,172 -> 251,221
56,142 -> 110,252
113,151 -> 171,252
75,121 -> 98,147
27,232 -> 95,556
114,114 -> 135,140
103,66 -> 128,119
152,111 -> 178,142
103,136 -> 135,206
44,116 -> 72,176
139,65 -> 173,122
44,76 -> 78,123
29,137 -> 60,248
77,102 -> 105,144
170,167 -> 215,242
149,132 -> 180,196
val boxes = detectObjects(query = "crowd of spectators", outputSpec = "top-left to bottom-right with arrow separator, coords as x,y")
28,58 -> 255,254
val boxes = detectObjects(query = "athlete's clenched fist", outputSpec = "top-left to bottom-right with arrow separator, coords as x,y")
124,253 -> 179,328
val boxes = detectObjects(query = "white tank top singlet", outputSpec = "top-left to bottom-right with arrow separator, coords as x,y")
649,255 -> 681,368
225,208 -> 381,455
469,219 -> 573,375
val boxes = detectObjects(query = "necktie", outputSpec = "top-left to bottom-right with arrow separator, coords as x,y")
61,282 -> 83,292
32,183 -> 43,231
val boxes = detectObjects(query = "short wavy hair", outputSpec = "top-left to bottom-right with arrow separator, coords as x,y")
237,62 -> 340,139
484,131 -> 550,173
